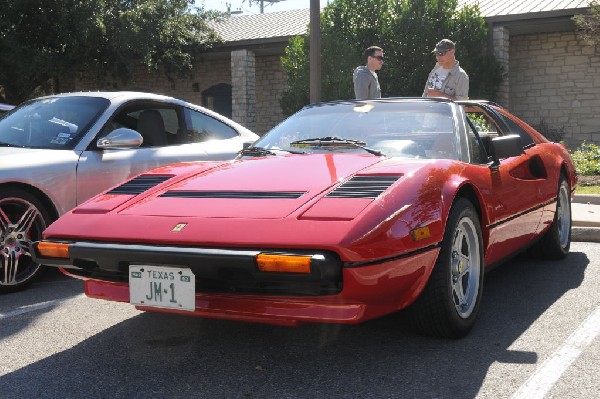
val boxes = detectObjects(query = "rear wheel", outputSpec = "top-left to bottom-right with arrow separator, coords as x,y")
0,188 -> 52,293
408,198 -> 484,338
531,175 -> 571,259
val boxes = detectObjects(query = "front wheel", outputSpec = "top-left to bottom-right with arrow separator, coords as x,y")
407,198 -> 484,338
0,188 -> 53,293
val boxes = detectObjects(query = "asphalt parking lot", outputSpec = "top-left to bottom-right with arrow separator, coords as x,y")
2,241 -> 599,399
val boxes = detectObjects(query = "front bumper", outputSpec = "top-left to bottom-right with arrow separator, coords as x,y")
35,242 -> 343,296
36,241 -> 440,325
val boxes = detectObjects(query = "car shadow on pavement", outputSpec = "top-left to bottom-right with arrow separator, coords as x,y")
0,268 -> 84,340
1,251 -> 589,398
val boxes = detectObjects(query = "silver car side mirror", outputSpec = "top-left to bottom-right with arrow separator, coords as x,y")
97,128 -> 143,149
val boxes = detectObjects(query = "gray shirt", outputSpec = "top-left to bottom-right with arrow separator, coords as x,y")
422,60 -> 469,100
353,66 -> 381,100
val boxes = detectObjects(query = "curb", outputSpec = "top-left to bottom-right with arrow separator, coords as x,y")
572,194 -> 600,243
572,227 -> 600,243
573,194 -> 600,205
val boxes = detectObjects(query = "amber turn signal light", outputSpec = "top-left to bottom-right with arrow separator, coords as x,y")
35,241 -> 71,259
256,254 -> 312,274
411,226 -> 431,241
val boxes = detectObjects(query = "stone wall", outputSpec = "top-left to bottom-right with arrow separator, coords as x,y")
509,31 -> 600,149
493,26 -> 510,109
62,54 -> 286,136
231,49 -> 256,131
255,55 -> 288,134
62,58 -> 232,106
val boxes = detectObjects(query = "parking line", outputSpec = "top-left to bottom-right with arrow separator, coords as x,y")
0,294 -> 85,320
512,305 -> 600,399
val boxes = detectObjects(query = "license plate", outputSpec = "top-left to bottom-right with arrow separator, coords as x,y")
129,265 -> 196,311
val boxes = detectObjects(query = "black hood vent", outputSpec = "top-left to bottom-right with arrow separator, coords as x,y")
160,191 -> 306,199
108,175 -> 174,195
326,175 -> 402,198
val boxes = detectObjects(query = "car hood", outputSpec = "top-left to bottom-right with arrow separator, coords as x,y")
48,153 -> 450,258
0,147 -> 79,172
0,146 -> 53,158
117,153 -> 394,219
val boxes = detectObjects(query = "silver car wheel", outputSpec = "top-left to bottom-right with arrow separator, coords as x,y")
407,198 -> 484,338
450,216 -> 481,319
556,180 -> 571,249
0,195 -> 47,289
529,175 -> 572,260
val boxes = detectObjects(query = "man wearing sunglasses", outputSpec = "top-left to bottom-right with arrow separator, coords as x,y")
423,39 -> 469,101
353,45 -> 384,100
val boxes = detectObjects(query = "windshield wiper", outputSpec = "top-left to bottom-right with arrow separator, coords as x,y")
238,146 -> 306,157
290,136 -> 383,156
238,146 -> 277,157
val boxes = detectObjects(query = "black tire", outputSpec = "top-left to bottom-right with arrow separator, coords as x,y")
0,188 -> 53,293
407,197 -> 484,338
530,175 -> 571,260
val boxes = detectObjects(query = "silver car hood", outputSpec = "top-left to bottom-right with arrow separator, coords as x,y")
0,147 -> 79,171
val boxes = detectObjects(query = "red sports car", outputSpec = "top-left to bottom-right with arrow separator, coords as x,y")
33,98 -> 576,338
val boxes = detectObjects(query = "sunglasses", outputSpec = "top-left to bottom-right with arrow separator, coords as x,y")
371,55 -> 384,61
435,50 -> 449,56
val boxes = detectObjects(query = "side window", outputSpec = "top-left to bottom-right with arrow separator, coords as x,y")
185,108 -> 238,143
465,116 -> 488,164
494,113 -> 535,148
465,107 -> 500,163
102,106 -> 180,147
466,110 -> 499,136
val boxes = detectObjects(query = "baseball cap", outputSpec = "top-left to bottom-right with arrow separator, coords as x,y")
432,39 -> 455,53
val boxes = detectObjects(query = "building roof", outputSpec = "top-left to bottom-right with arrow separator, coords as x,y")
209,1 -> 590,44
457,0 -> 590,17
209,8 -> 310,43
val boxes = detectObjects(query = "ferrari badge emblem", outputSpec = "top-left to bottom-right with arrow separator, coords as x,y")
171,223 -> 187,232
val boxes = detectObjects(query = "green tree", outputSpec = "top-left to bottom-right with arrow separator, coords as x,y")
573,1 -> 600,45
0,0 -> 222,104
280,0 -> 503,116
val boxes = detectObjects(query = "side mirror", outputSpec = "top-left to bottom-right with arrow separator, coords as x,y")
97,128 -> 143,149
488,134 -> 523,169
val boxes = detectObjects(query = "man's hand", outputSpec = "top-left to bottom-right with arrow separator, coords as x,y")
426,88 -> 454,100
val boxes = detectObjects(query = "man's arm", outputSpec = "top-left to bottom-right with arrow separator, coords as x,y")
454,74 -> 469,100
354,73 -> 370,100
426,73 -> 469,101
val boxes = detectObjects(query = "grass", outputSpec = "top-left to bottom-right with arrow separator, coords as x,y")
575,185 -> 600,195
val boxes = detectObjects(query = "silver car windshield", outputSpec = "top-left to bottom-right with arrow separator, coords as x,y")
0,96 -> 109,150
254,101 -> 458,160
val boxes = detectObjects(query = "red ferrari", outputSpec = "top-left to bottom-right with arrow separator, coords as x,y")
33,98 -> 576,338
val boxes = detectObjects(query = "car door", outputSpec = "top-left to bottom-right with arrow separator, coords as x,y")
75,103 -> 245,205
464,106 -> 546,264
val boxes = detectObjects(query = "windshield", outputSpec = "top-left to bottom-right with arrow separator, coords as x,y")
0,96 -> 110,149
253,101 -> 459,160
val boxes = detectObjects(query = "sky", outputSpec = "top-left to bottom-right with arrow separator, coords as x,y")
197,0 -> 314,14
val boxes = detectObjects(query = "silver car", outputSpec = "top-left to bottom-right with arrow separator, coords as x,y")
0,91 -> 258,292
0,103 -> 14,116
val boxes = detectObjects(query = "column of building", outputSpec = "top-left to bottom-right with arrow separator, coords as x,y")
493,26 -> 510,109
231,49 -> 257,132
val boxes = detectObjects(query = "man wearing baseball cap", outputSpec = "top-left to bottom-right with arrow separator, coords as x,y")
423,39 -> 469,100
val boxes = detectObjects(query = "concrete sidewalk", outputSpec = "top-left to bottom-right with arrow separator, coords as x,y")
572,194 -> 600,243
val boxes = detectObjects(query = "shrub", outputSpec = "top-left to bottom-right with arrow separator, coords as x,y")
571,142 -> 600,176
